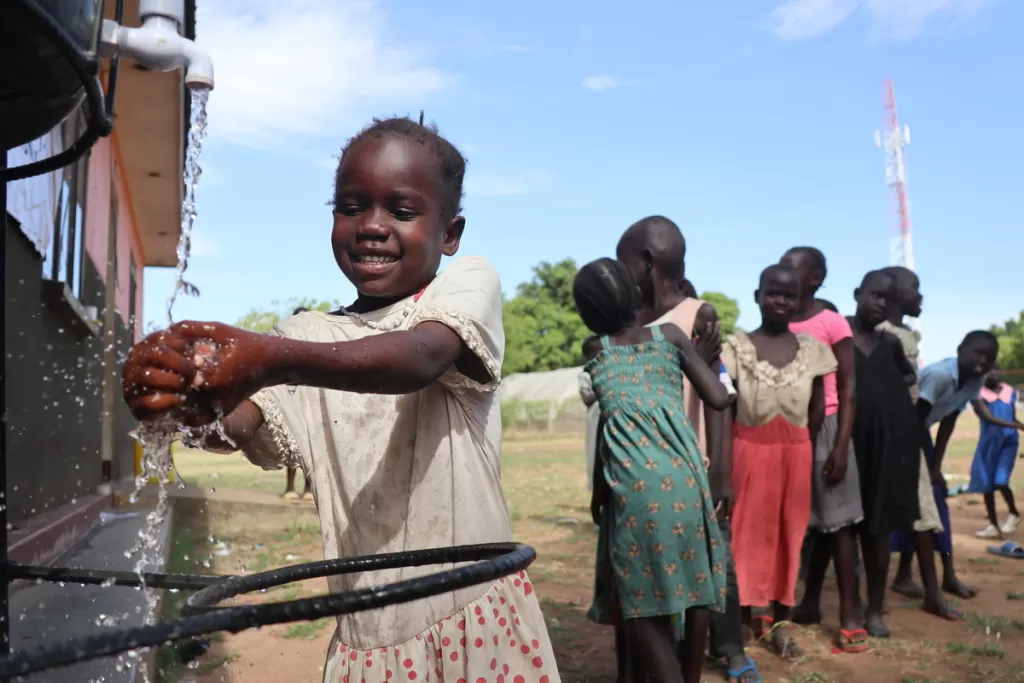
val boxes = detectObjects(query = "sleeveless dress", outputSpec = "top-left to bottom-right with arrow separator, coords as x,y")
852,335 -> 920,534
876,321 -> 943,535
585,328 -> 727,622
968,384 -> 1020,493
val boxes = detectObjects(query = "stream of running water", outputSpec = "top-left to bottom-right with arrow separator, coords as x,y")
120,87 -> 214,681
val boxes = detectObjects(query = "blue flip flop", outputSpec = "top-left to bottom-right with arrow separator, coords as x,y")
727,656 -> 762,683
987,541 -> 1024,559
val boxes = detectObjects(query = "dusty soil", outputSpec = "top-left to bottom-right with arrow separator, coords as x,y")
166,437 -> 1024,683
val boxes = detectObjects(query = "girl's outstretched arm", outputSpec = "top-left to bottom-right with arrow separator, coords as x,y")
122,319 -> 487,422
149,320 -> 490,413
660,323 -> 730,411
265,320 -> 489,394
971,399 -> 1024,431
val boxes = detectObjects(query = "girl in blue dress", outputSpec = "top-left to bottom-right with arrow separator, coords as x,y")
969,365 -> 1024,538
575,258 -> 731,683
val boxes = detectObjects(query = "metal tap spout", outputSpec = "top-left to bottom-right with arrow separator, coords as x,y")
99,0 -> 214,90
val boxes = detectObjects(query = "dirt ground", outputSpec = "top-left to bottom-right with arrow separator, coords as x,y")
163,428 -> 1024,683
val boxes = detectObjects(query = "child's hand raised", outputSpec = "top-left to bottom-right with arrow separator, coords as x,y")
693,320 -> 722,366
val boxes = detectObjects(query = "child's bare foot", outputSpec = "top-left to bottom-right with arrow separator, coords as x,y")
864,612 -> 890,638
282,490 -> 299,501
922,598 -> 963,621
890,577 -> 924,599
789,603 -> 821,625
769,625 -> 803,661
942,577 -> 977,599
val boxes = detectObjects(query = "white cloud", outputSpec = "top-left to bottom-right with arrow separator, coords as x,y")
465,170 -> 552,198
768,0 -> 991,41
197,0 -> 451,147
863,0 -> 990,41
582,75 -> 621,92
769,0 -> 859,40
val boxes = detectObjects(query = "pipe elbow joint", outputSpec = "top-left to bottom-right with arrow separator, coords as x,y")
100,18 -> 214,91
181,41 -> 215,91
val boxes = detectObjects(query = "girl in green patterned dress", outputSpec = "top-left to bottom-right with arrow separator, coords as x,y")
574,258 -> 731,683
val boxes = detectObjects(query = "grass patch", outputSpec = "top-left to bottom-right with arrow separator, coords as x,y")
154,522 -> 212,682
283,618 -> 333,640
788,674 -> 835,683
969,613 -> 1024,634
946,641 -> 1007,659
172,446 -> 287,494
171,435 -> 1024,681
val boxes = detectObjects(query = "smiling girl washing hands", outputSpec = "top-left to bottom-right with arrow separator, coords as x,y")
122,117 -> 560,683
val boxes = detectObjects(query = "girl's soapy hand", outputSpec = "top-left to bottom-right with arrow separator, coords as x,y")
123,321 -> 277,426
165,321 -> 280,423
122,327 -> 198,421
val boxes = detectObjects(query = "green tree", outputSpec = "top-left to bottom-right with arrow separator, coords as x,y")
502,259 -> 589,375
990,311 -> 1024,371
700,291 -> 740,335
236,297 -> 339,333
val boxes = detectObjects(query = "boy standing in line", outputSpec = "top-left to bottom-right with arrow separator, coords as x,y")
889,329 -> 999,617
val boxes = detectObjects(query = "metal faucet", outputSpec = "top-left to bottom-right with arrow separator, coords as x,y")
99,0 -> 214,90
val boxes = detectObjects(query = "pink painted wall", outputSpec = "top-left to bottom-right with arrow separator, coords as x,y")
82,135 -> 145,340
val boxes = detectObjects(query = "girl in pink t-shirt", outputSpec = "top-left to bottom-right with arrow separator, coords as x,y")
780,247 -> 866,653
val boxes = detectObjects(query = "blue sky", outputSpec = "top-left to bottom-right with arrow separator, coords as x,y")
144,0 -> 1023,363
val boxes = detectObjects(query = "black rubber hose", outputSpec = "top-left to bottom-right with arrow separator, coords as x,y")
1,1 -> 114,181
8,562 -> 221,592
0,543 -> 534,678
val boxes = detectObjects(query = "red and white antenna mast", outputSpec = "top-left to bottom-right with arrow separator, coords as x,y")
874,78 -> 918,327
875,78 -> 915,272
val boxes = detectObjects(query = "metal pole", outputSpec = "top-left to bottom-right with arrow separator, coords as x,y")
98,166 -> 118,495
2,148 -> 11,683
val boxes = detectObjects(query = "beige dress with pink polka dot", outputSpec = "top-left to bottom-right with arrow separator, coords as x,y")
244,257 -> 560,683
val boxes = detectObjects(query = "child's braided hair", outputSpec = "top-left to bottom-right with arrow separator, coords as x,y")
573,258 -> 641,336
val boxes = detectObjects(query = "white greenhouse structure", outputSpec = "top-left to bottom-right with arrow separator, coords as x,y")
499,366 -> 589,436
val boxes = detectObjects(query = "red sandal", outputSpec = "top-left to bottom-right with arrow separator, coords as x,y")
838,628 -> 870,653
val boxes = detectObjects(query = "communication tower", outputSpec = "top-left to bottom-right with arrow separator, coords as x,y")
874,78 -> 919,333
